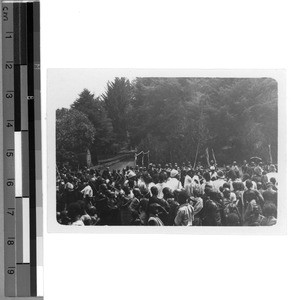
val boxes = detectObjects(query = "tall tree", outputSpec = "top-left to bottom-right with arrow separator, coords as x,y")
71,89 -> 114,157
101,78 -> 133,147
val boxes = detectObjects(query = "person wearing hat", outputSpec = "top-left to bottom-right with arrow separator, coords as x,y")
165,169 -> 183,193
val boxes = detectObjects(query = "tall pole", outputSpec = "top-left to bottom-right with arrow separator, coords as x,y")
193,142 -> 199,170
193,96 -> 204,169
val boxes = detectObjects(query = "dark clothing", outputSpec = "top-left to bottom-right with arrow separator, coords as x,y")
243,189 -> 264,209
166,198 -> 179,225
262,189 -> 277,206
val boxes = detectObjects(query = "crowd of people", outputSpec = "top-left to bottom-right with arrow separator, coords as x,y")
56,159 -> 278,226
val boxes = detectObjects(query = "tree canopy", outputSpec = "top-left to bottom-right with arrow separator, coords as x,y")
56,77 -> 278,166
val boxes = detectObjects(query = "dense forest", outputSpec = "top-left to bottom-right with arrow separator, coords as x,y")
56,77 -> 278,166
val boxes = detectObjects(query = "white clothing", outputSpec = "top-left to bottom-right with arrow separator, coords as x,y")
156,182 -> 167,199
184,175 -> 192,195
81,185 -> 93,198
266,172 -> 278,182
165,177 -> 182,192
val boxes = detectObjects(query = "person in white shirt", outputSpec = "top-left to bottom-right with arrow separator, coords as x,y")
184,169 -> 193,196
81,182 -> 93,198
165,169 -> 183,193
212,170 -> 226,192
155,172 -> 168,199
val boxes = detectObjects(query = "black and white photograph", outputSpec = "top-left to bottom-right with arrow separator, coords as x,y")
48,69 -> 283,229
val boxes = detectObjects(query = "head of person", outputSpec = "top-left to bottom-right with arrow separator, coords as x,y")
187,169 -> 194,177
162,187 -> 173,200
67,202 -> 82,221
152,173 -> 159,184
223,188 -> 231,199
159,172 -> 167,183
177,190 -> 189,205
170,169 -> 179,179
88,206 -> 97,217
270,177 -> 277,186
150,186 -> 159,197
269,164 -> 276,172
222,182 -> 231,190
266,182 -> 273,190
232,181 -> 243,191
217,170 -> 224,179
226,213 -> 240,226
205,183 -> 215,196
143,173 -> 152,185
245,179 -> 253,189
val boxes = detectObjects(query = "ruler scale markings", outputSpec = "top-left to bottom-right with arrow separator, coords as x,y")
3,1 -> 42,297
3,2 -> 17,296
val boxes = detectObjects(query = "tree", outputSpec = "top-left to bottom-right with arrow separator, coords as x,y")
101,78 -> 133,147
71,89 -> 114,157
56,108 -> 96,165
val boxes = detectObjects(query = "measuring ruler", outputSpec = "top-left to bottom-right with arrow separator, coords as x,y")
1,0 -> 43,297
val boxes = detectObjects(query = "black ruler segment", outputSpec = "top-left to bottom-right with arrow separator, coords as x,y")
20,3 -> 28,65
14,64 -> 21,131
27,2 -> 34,97
28,100 -> 37,296
27,2 -> 37,296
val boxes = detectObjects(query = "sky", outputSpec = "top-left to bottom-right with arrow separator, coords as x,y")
47,69 -> 135,109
